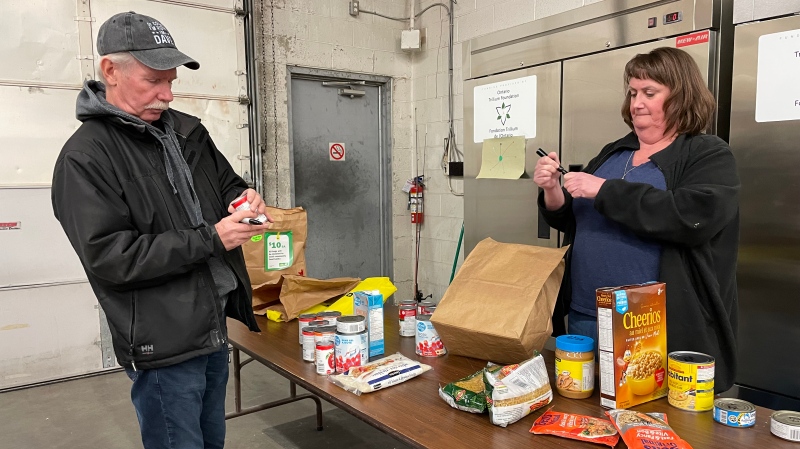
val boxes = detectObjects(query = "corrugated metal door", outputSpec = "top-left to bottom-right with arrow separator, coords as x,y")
0,0 -> 250,390
289,75 -> 392,280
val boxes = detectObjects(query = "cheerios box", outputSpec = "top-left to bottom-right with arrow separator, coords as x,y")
596,282 -> 667,409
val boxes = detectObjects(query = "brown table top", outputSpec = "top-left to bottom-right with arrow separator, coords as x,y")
227,304 -> 793,449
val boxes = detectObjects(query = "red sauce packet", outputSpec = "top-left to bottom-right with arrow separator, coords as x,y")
605,409 -> 694,449
530,409 -> 620,447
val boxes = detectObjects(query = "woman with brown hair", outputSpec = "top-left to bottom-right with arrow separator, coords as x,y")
534,47 -> 740,392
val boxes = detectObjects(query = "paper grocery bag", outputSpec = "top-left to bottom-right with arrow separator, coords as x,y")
243,206 -> 307,293
278,275 -> 361,321
431,238 -> 569,364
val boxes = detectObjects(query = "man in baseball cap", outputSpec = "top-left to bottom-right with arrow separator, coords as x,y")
52,12 -> 270,449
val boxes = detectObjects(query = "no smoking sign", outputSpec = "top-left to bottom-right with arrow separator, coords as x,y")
329,142 -> 346,161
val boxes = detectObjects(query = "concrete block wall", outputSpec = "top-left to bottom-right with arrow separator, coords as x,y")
256,0 -> 606,303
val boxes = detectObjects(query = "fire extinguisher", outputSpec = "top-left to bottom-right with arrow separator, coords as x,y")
410,178 -> 424,224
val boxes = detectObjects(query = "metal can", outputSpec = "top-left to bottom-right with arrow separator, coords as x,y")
301,326 -> 317,362
298,313 -> 318,344
399,301 -> 417,337
336,315 -> 366,334
416,315 -> 446,357
713,398 -> 756,428
771,410 -> 800,442
314,325 -> 336,346
418,300 -> 435,315
334,329 -> 368,373
315,340 -> 335,375
231,195 -> 269,224
668,351 -> 715,411
317,311 -> 342,327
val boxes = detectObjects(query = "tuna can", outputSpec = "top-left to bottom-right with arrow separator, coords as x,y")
771,410 -> 800,442
334,329 -> 368,373
301,326 -> 318,362
317,311 -> 342,327
416,315 -> 446,357
298,314 -> 318,344
418,300 -> 435,315
336,315 -> 366,334
668,351 -> 715,411
315,340 -> 335,375
314,325 -> 336,346
713,398 -> 756,428
399,300 -> 417,337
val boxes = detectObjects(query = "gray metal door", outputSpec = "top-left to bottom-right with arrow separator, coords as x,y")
729,16 -> 800,405
463,62 -> 562,255
561,38 -> 715,171
289,73 -> 391,280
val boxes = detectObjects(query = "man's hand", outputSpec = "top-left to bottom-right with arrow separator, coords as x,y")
215,210 -> 271,251
563,172 -> 606,199
228,188 -> 274,224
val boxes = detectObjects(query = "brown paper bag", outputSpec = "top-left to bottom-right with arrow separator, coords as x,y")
278,275 -> 361,321
243,206 -> 308,291
431,238 -> 569,364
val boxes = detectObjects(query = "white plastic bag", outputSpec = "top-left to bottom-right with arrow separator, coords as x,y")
329,353 -> 431,395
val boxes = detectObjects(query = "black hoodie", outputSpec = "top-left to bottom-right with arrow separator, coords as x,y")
52,81 -> 259,370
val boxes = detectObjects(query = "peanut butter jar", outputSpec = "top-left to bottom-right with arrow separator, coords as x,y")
555,335 -> 595,399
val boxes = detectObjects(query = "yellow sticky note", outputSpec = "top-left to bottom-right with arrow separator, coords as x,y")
476,136 -> 526,179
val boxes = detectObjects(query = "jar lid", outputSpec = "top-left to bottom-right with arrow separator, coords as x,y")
556,334 -> 594,353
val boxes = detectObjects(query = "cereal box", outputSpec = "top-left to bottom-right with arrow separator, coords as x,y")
596,282 -> 667,409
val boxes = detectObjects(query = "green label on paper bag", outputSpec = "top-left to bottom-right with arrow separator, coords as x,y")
265,231 -> 293,271
250,234 -> 263,242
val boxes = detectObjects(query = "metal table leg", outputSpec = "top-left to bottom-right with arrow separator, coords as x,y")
225,347 -> 324,430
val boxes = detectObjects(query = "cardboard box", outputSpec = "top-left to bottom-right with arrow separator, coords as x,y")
430,238 -> 569,364
596,282 -> 667,409
354,290 -> 384,357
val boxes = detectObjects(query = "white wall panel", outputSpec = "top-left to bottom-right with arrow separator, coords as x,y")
91,0 -> 242,98
0,282 -> 102,389
0,0 -> 82,85
0,86 -> 82,185
0,187 -> 86,287
171,97 -> 247,174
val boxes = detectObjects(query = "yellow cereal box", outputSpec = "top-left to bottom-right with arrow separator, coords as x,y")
596,282 -> 667,409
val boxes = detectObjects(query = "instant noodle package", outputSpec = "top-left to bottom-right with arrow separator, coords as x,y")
530,409 -> 620,447
606,409 -> 694,449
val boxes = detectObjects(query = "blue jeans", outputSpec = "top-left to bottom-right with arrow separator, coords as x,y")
568,308 -> 599,359
125,346 -> 229,449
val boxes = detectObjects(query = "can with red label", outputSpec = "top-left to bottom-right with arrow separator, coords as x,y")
314,325 -> 336,346
302,326 -> 317,362
315,340 -> 336,375
416,314 -> 446,357
334,329 -> 368,373
399,300 -> 417,337
418,300 -> 435,315
231,195 -> 269,225
298,314 -> 318,344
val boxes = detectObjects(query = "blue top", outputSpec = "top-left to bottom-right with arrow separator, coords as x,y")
570,150 -> 666,316
556,334 -> 595,353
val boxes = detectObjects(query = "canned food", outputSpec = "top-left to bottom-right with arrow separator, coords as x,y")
298,313 -> 318,344
317,311 -> 342,326
668,351 -> 715,411
418,300 -> 435,315
334,329 -> 368,373
713,398 -> 756,428
399,301 -> 417,337
313,325 -> 336,345
336,315 -> 366,334
301,326 -> 317,362
308,319 -> 327,328
771,410 -> 800,442
416,315 -> 446,357
315,340 -> 335,375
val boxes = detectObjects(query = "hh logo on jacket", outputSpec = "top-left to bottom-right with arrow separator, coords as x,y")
140,344 -> 154,355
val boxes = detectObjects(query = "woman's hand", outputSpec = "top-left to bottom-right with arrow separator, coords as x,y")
564,172 -> 605,199
534,151 -> 562,190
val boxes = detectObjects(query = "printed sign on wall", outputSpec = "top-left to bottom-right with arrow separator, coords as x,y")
756,29 -> 800,122
473,75 -> 536,143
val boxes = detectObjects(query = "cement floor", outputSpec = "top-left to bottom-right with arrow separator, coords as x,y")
0,359 -> 413,449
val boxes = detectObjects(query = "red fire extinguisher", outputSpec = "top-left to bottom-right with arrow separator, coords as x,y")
410,179 -> 424,224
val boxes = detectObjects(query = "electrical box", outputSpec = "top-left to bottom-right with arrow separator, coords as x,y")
401,29 -> 421,51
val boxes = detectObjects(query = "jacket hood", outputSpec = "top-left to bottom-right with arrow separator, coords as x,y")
76,80 -> 152,132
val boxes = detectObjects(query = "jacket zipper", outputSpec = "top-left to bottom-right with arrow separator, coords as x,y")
129,292 -> 137,371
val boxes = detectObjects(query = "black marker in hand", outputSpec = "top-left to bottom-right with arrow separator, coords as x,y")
535,148 -> 568,175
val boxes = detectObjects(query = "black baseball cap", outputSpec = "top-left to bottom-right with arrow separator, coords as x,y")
97,11 -> 199,70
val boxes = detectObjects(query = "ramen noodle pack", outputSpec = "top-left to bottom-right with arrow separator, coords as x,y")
596,282 -> 667,409
439,369 -> 487,414
329,353 -> 431,395
606,409 -> 694,449
484,352 -> 553,427
530,409 -> 620,447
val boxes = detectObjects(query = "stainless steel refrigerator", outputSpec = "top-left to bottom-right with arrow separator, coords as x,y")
726,9 -> 800,410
